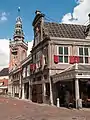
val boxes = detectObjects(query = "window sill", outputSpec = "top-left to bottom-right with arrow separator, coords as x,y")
58,63 -> 69,64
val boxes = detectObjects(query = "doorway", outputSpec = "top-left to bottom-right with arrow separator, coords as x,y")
54,81 -> 74,107
24,82 -> 29,99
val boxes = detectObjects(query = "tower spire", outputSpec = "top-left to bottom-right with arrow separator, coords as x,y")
13,7 -> 24,41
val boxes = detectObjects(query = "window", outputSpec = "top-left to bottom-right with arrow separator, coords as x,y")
34,24 -> 41,46
58,46 -> 69,63
44,55 -> 47,64
27,65 -> 30,76
36,51 -> 42,62
59,47 -> 63,54
22,67 -> 26,78
79,48 -> 83,55
43,47 -> 48,65
79,47 -> 89,63
36,51 -> 42,68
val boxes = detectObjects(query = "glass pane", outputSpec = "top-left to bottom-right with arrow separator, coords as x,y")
84,48 -> 88,56
85,57 -> 88,63
79,48 -> 83,55
59,56 -> 63,62
59,47 -> 63,54
64,56 -> 68,63
64,47 -> 68,55
79,57 -> 83,63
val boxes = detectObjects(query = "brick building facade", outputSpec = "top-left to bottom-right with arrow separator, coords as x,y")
8,10 -> 90,109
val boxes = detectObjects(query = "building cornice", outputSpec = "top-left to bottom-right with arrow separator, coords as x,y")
50,37 -> 90,42
9,40 -> 28,50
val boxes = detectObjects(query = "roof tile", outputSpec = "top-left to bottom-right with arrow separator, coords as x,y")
0,68 -> 9,76
44,22 -> 86,39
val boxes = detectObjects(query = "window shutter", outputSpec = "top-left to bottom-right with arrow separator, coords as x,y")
54,55 -> 59,64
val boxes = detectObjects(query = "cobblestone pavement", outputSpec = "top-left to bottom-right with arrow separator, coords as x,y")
0,96 -> 90,120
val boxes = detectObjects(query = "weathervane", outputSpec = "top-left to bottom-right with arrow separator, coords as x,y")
18,7 -> 20,16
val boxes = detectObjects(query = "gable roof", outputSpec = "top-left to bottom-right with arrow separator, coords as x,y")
44,22 -> 86,39
0,68 -> 9,76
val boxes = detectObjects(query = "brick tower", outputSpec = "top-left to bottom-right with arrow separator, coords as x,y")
8,8 -> 28,96
9,7 -> 28,71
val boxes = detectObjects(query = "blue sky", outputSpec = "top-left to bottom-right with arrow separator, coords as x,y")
0,0 -> 90,69
0,0 -> 77,41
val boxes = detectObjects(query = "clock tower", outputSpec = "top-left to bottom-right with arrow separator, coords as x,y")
9,8 -> 28,71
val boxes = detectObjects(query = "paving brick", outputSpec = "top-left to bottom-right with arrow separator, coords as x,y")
0,96 -> 89,120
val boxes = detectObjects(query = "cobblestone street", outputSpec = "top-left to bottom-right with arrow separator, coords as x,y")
0,96 -> 90,120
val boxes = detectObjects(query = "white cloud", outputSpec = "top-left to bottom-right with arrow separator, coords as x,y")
0,39 -> 33,70
62,0 -> 90,25
0,39 -> 9,70
1,16 -> 7,21
27,40 -> 33,56
0,12 -> 8,22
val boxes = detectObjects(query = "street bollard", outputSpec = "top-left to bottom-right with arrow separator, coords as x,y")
57,98 -> 60,107
77,99 -> 82,109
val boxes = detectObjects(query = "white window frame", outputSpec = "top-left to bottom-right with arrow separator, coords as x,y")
36,51 -> 42,69
57,46 -> 70,64
27,65 -> 30,77
78,47 -> 89,64
22,67 -> 26,78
